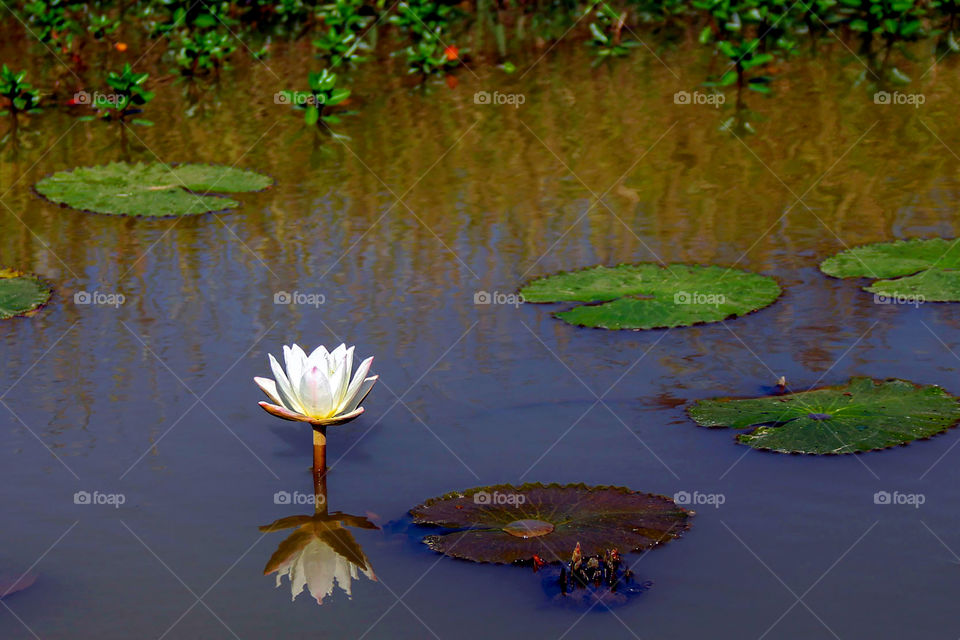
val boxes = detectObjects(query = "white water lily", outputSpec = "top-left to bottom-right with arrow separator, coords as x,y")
255,343 -> 377,425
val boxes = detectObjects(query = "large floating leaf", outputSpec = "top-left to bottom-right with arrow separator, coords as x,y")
519,264 -> 781,329
687,377 -> 960,454
34,162 -> 273,217
820,238 -> 960,301
409,483 -> 691,564
0,269 -> 51,319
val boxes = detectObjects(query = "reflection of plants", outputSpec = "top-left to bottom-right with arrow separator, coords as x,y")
312,0 -> 371,67
0,66 -> 42,117
586,2 -> 637,61
279,70 -> 353,127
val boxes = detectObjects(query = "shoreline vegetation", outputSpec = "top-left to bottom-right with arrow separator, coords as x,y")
0,0 -> 954,128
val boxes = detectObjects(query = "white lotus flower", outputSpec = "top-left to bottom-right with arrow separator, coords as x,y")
255,343 -> 377,425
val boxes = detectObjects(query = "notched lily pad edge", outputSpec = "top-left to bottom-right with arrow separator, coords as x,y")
31,162 -> 276,219
686,377 -> 960,456
518,262 -> 785,331
819,237 -> 960,302
0,269 -> 53,320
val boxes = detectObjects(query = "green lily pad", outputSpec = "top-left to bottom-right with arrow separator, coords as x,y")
409,483 -> 691,564
687,377 -> 960,454
34,162 -> 273,217
820,238 -> 960,302
0,269 -> 51,319
519,263 -> 781,329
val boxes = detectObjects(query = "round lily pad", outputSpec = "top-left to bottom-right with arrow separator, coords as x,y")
687,377 -> 960,454
0,269 -> 51,319
34,162 -> 273,217
409,483 -> 692,564
519,263 -> 781,330
820,238 -> 960,302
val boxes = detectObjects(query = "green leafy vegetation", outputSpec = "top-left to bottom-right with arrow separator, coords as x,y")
34,162 -> 273,217
820,238 -> 960,301
0,269 -> 51,319
688,377 -> 960,454
519,263 -> 781,330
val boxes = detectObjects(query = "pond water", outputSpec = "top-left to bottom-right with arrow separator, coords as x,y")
3,35 -> 960,639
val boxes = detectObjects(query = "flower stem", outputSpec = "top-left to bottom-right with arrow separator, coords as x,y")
312,425 -> 327,505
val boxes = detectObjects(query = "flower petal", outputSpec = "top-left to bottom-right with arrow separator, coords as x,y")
298,365 -> 334,418
342,356 -> 374,410
343,374 -> 377,413
254,376 -> 282,405
284,344 -> 309,389
269,353 -> 303,413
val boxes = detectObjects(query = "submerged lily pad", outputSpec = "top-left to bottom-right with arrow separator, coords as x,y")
0,269 -> 51,319
820,238 -> 960,301
409,483 -> 691,564
519,263 -> 781,329
34,162 -> 273,217
687,377 -> 960,454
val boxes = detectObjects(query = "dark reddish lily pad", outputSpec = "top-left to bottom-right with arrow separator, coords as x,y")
409,483 -> 692,564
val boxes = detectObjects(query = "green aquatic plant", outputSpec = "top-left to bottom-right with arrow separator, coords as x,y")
399,38 -> 461,77
80,64 -> 154,125
390,0 -> 458,41
279,69 -> 352,127
837,0 -> 925,77
585,2 -> 637,61
410,483 -> 692,564
173,29 -> 237,75
34,162 -> 273,217
820,238 -> 960,302
312,0 -> 372,67
0,66 -> 42,117
22,0 -> 76,47
519,263 -> 782,330
688,377 -> 960,454
0,269 -> 51,319
85,12 -> 120,40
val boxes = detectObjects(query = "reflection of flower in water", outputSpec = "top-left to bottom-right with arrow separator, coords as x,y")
262,513 -> 377,605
